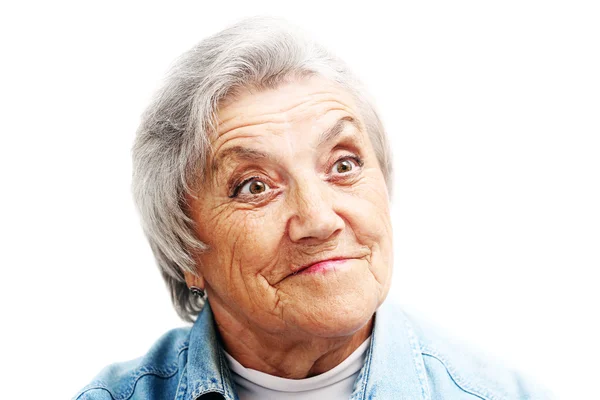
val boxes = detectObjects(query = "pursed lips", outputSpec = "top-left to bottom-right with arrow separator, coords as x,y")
290,256 -> 363,276
269,248 -> 371,285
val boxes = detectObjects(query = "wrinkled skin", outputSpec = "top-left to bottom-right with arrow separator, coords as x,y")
185,76 -> 393,378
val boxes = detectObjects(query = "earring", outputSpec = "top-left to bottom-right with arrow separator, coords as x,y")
190,286 -> 205,298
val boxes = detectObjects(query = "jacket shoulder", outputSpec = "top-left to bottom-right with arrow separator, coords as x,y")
400,308 -> 553,400
74,326 -> 192,400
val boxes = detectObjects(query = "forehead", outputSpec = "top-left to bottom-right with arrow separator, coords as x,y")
214,76 -> 362,141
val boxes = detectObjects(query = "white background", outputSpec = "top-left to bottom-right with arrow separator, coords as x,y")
1,1 -> 598,399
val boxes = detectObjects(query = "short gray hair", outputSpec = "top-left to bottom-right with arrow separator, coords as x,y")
132,16 -> 393,322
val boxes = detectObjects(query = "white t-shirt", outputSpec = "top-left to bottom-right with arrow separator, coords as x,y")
224,337 -> 371,400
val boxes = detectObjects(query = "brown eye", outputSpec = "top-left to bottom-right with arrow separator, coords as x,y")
249,181 -> 266,194
336,160 -> 354,173
238,179 -> 270,196
332,158 -> 359,175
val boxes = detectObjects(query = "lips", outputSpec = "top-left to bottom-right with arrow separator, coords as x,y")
282,248 -> 370,281
294,258 -> 352,275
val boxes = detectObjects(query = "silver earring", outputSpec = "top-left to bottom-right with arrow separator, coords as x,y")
190,286 -> 205,298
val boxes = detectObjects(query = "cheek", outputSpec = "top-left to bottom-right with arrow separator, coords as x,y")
337,177 -> 393,281
342,173 -> 391,239
229,213 -> 283,269
197,202 -> 285,279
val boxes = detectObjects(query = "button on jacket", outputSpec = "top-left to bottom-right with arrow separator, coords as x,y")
74,301 -> 552,400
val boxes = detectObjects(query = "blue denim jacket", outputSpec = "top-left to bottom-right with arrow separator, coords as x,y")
75,301 -> 552,399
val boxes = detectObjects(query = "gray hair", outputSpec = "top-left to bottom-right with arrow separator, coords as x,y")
132,16 -> 393,322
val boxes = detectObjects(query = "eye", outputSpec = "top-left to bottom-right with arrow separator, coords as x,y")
233,178 -> 271,197
330,156 -> 363,175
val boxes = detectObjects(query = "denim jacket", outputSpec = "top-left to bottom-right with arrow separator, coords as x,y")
75,301 -> 552,399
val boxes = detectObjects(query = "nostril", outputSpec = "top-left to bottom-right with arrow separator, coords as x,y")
287,181 -> 344,242
287,208 -> 344,243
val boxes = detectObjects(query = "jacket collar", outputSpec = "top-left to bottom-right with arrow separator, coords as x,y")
183,300 -> 430,400
185,303 -> 237,400
350,300 -> 431,400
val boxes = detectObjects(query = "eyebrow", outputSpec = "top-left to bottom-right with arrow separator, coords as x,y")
212,147 -> 269,173
317,116 -> 361,148
212,116 -> 361,173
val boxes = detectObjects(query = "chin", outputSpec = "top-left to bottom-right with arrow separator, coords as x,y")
294,293 -> 381,338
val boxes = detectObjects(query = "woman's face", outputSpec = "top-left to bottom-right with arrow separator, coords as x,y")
187,76 -> 393,339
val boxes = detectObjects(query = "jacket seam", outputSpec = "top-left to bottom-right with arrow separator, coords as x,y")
74,386 -> 116,400
174,365 -> 186,400
404,314 -> 432,400
175,347 -> 190,400
218,347 -> 235,400
76,369 -> 179,400
358,334 -> 374,400
421,350 -> 499,400
76,343 -> 190,400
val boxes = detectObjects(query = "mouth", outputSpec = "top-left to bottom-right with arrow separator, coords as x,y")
294,257 -> 354,276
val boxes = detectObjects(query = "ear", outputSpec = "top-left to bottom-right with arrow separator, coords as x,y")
183,270 -> 205,290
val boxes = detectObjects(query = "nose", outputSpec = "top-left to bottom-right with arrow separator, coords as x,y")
287,179 -> 345,243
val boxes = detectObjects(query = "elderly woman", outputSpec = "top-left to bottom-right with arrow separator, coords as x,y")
75,17 -> 549,400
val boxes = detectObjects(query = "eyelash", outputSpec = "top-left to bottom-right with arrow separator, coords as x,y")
228,154 -> 364,199
327,155 -> 364,177
229,175 -> 264,198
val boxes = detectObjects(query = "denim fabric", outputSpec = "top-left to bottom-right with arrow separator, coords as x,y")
74,301 -> 553,399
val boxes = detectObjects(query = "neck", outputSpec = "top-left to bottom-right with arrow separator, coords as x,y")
208,299 -> 373,379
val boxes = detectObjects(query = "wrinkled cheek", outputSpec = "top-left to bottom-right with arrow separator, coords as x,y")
221,211 -> 283,280
194,208 -> 247,279
347,197 -> 392,248
343,192 -> 394,289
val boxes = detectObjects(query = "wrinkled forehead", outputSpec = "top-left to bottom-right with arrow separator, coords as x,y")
213,76 -> 364,142
196,76 -> 371,185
